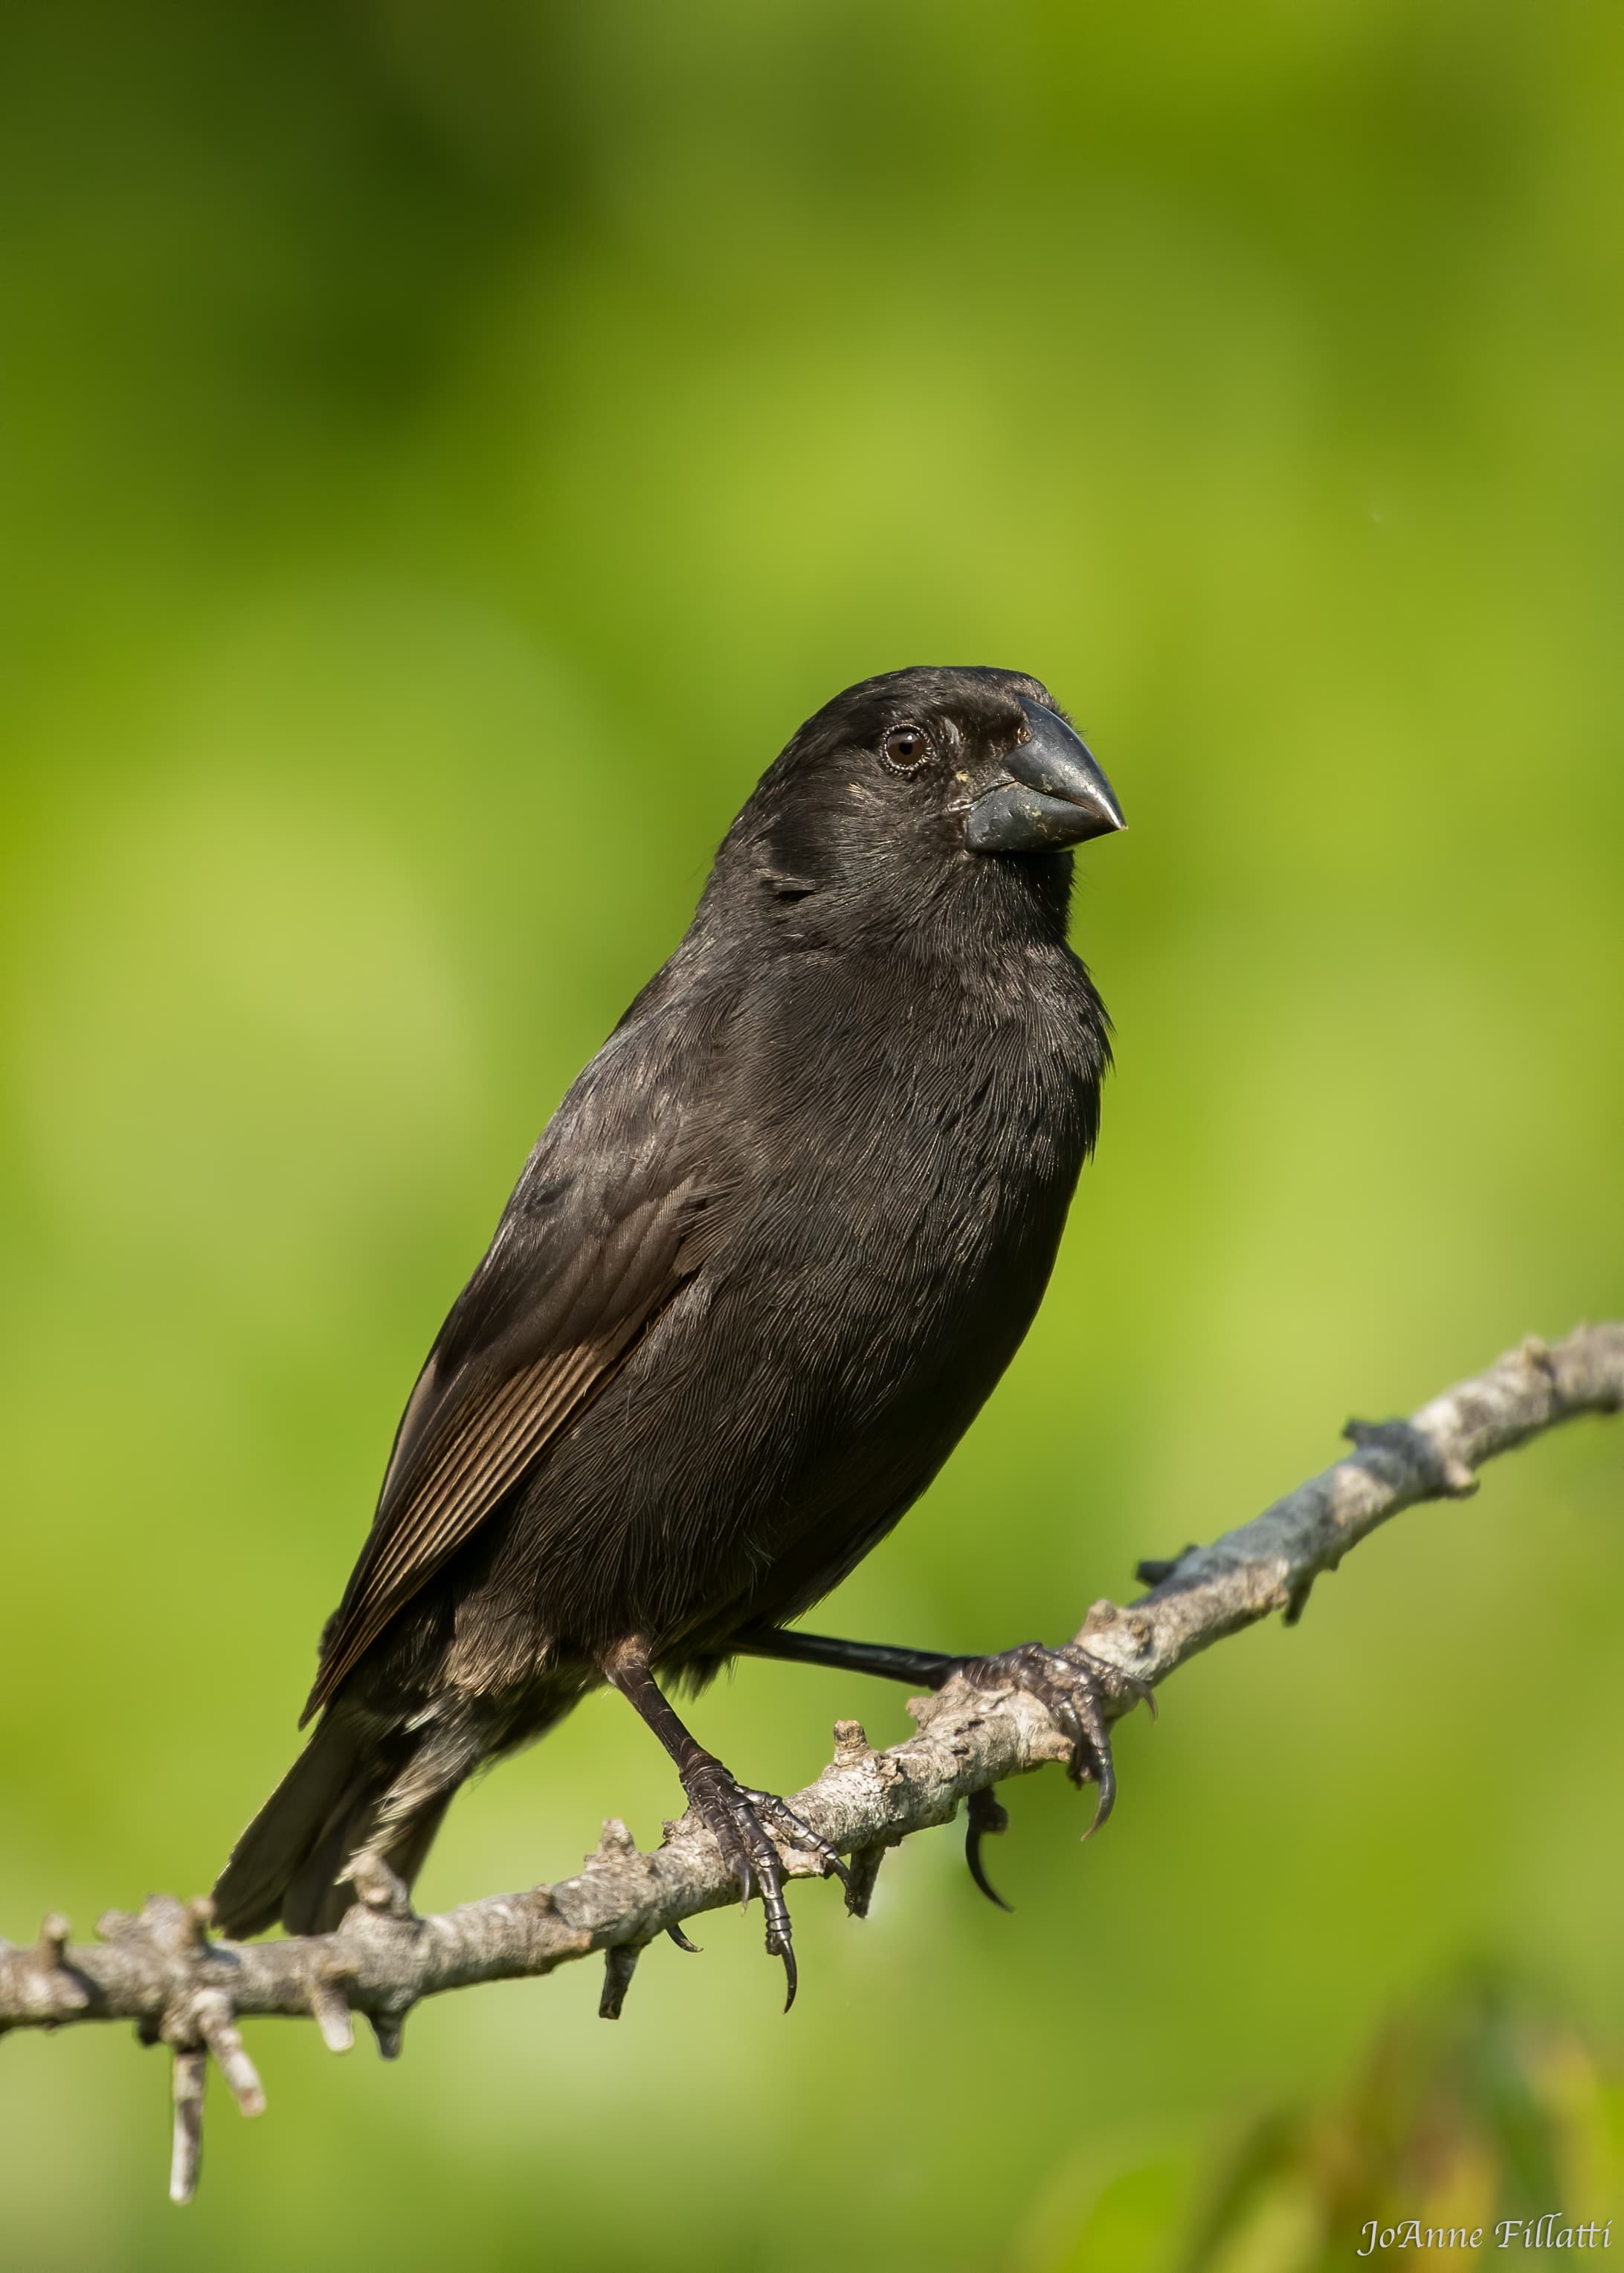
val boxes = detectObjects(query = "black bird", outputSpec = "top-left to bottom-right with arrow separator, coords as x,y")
213,665 -> 1132,1999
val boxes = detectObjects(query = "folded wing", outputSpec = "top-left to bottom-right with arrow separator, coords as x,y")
303,1107 -> 720,1722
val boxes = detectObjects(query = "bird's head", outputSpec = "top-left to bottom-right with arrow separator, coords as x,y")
732,667 -> 1124,919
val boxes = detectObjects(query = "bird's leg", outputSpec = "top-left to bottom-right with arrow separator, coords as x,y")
599,1639 -> 848,2009
734,1627 -> 962,1688
736,1626 -> 1153,1907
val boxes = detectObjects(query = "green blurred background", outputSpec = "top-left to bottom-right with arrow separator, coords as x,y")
2,2 -> 1620,2266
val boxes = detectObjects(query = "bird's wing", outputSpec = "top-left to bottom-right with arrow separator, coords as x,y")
303,1089 -> 719,1723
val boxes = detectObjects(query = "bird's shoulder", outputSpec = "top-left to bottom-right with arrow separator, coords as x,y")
428,973 -> 735,1383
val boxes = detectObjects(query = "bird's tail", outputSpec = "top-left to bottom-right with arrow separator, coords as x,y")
211,1711 -> 460,1940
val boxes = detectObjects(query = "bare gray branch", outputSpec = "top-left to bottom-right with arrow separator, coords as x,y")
3,1323 -> 1619,2196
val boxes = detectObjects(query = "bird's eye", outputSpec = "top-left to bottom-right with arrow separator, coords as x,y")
881,723 -> 931,771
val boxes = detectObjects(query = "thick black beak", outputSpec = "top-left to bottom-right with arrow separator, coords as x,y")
965,700 -> 1126,855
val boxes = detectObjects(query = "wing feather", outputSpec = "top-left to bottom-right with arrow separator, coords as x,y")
302,1156 -> 712,1723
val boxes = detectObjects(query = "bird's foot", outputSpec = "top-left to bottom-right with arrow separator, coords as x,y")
951,1642 -> 1153,1905
679,1755 -> 849,2010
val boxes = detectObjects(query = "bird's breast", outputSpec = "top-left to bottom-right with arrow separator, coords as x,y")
487,938 -> 1106,1656
694,954 -> 1101,1402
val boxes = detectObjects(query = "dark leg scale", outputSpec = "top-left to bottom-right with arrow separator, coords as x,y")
679,1757 -> 850,2011
604,1640 -> 848,2009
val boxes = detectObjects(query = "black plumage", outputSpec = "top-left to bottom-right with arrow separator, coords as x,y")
214,665 -> 1129,1988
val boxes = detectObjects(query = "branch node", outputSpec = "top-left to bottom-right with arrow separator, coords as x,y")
191,1989 -> 265,2118
599,1941 -> 640,2019
1135,1544 -> 1200,1589
1283,1576 -> 1315,1626
596,1818 -> 639,1860
141,1892 -> 204,1961
305,1967 -> 355,2055
1344,1416 -> 1478,1498
832,1719 -> 871,1765
169,2046 -> 207,2206
842,1842 -> 888,1918
28,1913 -> 87,2012
347,1851 -> 416,1923
368,2011 -> 406,2061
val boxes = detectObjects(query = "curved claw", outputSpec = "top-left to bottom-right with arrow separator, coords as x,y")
773,1935 -> 799,2013
1057,1686 -> 1114,1808
666,1922 -> 700,1954
680,1766 -> 834,2008
1079,1750 -> 1116,1842
965,1788 -> 1014,1912
962,1639 -> 1147,1854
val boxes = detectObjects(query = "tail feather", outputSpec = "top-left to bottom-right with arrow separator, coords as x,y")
281,1787 -> 454,1937
213,1714 -> 369,1938
215,1689 -> 573,1939
213,1712 -> 444,1939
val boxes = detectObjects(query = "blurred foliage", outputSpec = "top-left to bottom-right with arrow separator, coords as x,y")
1,1 -> 1620,2268
1019,1982 -> 1623,2272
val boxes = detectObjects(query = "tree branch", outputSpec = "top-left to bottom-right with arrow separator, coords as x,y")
4,1323 -> 1620,2200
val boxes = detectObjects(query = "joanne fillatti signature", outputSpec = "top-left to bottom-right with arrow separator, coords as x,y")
1359,2218 -> 1614,2254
